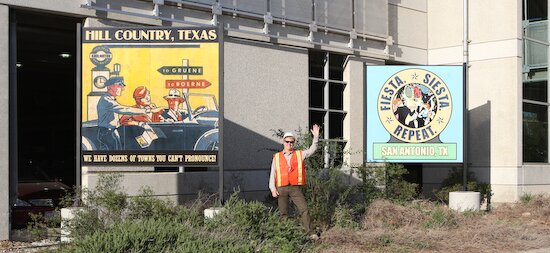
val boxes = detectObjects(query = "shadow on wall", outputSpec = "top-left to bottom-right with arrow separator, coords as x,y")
464,101 -> 492,206
423,101 -> 491,200
469,100 -> 491,184
176,119 -> 284,203
223,119 -> 282,171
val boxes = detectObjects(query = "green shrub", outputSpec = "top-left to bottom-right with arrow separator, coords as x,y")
384,163 -> 419,203
56,175 -> 309,253
332,204 -> 360,229
433,168 -> 491,206
126,187 -> 175,220
208,192 -> 307,252
423,205 -> 457,229
520,192 -> 534,203
274,128 -> 419,229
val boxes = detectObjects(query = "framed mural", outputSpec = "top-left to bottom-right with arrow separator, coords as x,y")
366,65 -> 463,163
81,27 -> 220,166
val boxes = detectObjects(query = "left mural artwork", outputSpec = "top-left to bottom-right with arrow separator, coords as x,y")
81,27 -> 220,166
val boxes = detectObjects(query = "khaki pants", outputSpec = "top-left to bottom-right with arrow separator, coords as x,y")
277,185 -> 312,234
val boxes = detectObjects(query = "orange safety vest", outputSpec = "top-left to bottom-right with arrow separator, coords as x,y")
274,150 -> 306,187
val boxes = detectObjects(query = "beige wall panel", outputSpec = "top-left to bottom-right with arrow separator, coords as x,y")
428,46 -> 462,65
388,4 -> 427,49
490,184 -> 519,203
430,39 -> 522,65
520,165 -> 550,185
468,58 -> 521,167
389,44 -> 427,64
490,166 -> 520,185
343,58 -> 370,167
389,0 -> 427,12
519,185 -> 550,196
469,0 -> 522,43
427,0 -> 462,49
470,39 -> 522,62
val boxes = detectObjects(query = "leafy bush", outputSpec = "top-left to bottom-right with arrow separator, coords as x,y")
55,175 -> 308,253
433,168 -> 491,206
332,204 -> 360,229
384,163 -> 419,202
275,128 -> 418,230
520,192 -> 534,203
423,205 -> 458,229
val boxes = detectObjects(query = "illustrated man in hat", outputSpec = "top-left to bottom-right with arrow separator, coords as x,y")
96,77 -> 163,150
269,124 -> 320,239
161,89 -> 188,122
119,86 -> 163,126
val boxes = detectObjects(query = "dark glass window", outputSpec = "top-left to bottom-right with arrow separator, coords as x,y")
329,112 -> 344,139
524,0 -> 547,21
309,51 -> 326,78
523,103 -> 548,162
523,0 -> 548,163
309,80 -> 325,108
329,54 -> 345,81
524,81 -> 547,102
309,110 -> 326,129
329,83 -> 344,110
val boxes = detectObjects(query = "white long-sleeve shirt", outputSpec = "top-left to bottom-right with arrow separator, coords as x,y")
269,136 -> 319,191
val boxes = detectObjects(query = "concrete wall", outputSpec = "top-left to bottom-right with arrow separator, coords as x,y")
343,57 -> 385,172
388,0 -> 428,64
0,4 -> 10,241
426,0 -> 527,203
223,39 -> 309,171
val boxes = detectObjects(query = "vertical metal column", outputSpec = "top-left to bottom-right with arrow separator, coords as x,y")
462,0 -> 469,191
218,21 -> 225,204
8,11 -> 18,236
76,24 -> 82,201
324,53 -> 330,167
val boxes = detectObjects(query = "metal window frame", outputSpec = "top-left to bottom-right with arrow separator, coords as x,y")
522,0 -> 550,164
308,51 -> 348,167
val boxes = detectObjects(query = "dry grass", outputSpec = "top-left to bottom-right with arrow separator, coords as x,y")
317,195 -> 550,253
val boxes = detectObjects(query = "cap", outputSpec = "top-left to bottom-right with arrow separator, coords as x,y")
105,76 -> 125,87
282,132 -> 295,140
164,89 -> 184,101
133,86 -> 149,99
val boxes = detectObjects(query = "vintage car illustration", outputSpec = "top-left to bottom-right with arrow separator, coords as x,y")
81,93 -> 219,151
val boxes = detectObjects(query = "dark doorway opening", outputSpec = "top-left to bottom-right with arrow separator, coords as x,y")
15,11 -> 81,187
402,163 -> 423,195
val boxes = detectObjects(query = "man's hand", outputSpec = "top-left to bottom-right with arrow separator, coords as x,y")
271,189 -> 280,198
310,124 -> 320,138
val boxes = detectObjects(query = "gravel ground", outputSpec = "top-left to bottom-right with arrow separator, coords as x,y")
0,239 -> 58,253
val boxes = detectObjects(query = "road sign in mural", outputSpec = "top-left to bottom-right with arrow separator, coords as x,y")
366,66 -> 463,163
81,27 -> 220,166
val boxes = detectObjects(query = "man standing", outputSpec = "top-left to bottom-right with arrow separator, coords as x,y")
269,124 -> 320,239
96,77 -> 162,150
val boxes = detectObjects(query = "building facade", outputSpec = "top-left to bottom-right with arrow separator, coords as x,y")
0,0 -> 547,240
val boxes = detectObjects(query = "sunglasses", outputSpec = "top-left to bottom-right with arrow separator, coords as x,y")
285,141 -> 295,144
